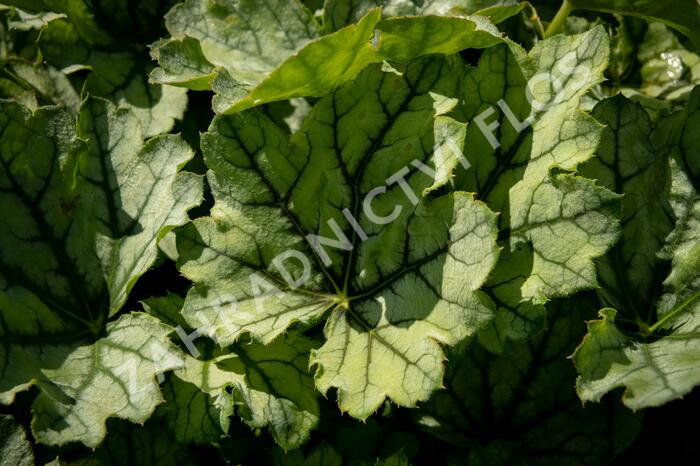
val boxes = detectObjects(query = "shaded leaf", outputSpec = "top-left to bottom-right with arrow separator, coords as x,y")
568,0 -> 700,49
144,294 -> 320,449
48,417 -> 197,466
151,1 -> 504,113
30,313 -> 184,448
0,98 -> 201,446
453,28 -> 619,350
0,414 -> 34,466
574,88 -> 700,409
417,295 -> 642,465
30,1 -> 187,136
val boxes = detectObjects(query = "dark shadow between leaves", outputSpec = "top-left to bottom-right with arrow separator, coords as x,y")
413,294 -> 642,464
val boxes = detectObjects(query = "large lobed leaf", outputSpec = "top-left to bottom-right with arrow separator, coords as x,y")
176,54 -> 501,418
176,25 -> 620,418
3,1 -> 674,458
573,88 -> 700,409
0,97 -> 202,446
417,295 -> 641,465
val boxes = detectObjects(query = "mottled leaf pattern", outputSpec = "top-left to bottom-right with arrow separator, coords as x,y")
0,414 -> 34,466
30,313 -> 184,447
177,55 -> 500,417
150,1 -> 503,113
453,28 -> 619,350
2,0 -> 698,461
0,98 -> 201,446
144,294 -> 320,449
322,0 -> 523,31
574,89 -> 700,409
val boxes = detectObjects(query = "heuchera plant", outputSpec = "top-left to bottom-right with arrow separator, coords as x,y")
0,1 -> 699,465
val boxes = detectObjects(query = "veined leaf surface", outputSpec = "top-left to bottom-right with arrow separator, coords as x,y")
177,55 -> 501,418
574,89 -> 700,409
0,98 -> 202,446
144,294 -> 320,449
150,1 -> 504,113
452,27 -> 620,350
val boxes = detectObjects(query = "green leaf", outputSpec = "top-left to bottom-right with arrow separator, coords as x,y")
5,6 -> 65,31
625,22 -> 700,112
159,372 -> 228,446
273,440 -> 412,466
172,336 -> 320,449
149,37 -> 217,91
496,27 -> 617,302
416,295 -> 642,465
224,13 -> 503,113
578,95 -> 673,317
0,98 -> 202,445
151,2 -> 504,113
0,77 -> 38,109
0,7 -> 79,112
34,4 -> 187,136
176,55 -> 500,418
573,88 -> 700,410
374,14 -> 503,63
73,97 -> 202,317
376,451 -> 412,466
611,20 -> 700,120
4,60 -> 81,113
30,313 -> 185,447
452,27 -> 619,349
218,8 -> 381,114
0,414 -> 34,466
149,0 -> 322,108
273,442 -> 343,466
322,0 -> 524,32
567,0 -> 700,49
144,294 -> 321,449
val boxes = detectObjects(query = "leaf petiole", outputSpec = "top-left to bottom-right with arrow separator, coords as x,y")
545,0 -> 575,37
646,288 -> 700,335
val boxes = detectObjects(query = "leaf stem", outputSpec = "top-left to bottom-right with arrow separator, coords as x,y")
646,288 -> 700,335
523,2 -> 546,40
545,0 -> 574,37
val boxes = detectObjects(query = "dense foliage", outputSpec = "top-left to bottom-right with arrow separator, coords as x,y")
1,1 -> 699,464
